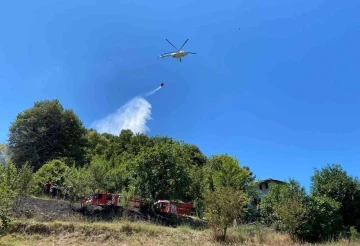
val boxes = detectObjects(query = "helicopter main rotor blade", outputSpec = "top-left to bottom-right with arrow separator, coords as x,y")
166,39 -> 178,50
179,38 -> 189,50
187,52 -> 197,54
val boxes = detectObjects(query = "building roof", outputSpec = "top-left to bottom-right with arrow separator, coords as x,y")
257,178 -> 286,184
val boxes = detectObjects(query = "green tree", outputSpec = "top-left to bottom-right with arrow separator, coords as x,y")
104,129 -> 134,160
259,181 -> 286,226
86,156 -> 112,193
84,130 -> 110,162
0,182 -> 12,235
203,154 -> 254,223
272,180 -> 310,240
31,159 -> 70,196
16,162 -> 34,196
132,141 -> 191,202
310,164 -> 360,229
2,161 -> 18,192
0,162 -> 18,234
65,166 -> 92,206
205,154 -> 253,192
180,143 -> 208,204
260,179 -> 343,243
303,195 -> 342,242
204,187 -> 249,241
8,99 -> 87,171
12,162 -> 34,214
128,133 -> 154,156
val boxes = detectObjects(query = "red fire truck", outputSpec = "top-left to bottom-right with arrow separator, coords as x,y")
83,192 -> 196,216
84,192 -> 142,209
154,200 -> 196,216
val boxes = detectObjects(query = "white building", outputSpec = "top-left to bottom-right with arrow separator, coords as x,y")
257,178 -> 286,198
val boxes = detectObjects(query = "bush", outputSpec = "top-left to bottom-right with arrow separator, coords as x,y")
311,164 -> 360,230
300,196 -> 343,242
259,182 -> 284,226
31,159 -> 70,196
204,187 -> 249,242
350,226 -> 360,242
259,179 -> 343,243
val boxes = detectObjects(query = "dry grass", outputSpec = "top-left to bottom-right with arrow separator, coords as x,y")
0,220 -> 359,246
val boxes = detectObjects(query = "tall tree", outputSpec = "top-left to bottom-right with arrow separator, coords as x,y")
180,143 -> 208,208
310,164 -> 360,230
8,99 -> 87,171
204,154 -> 253,192
132,141 -> 191,201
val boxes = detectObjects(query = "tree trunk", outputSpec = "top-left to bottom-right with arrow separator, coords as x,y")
223,226 -> 227,241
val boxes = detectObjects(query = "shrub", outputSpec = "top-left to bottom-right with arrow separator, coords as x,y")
300,196 -> 343,242
204,187 -> 249,242
350,226 -> 360,242
31,159 -> 70,196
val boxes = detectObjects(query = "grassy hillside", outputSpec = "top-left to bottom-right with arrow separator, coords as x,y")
1,219 -> 359,246
1,196 -> 359,246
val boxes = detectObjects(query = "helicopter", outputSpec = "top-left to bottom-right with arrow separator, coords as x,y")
158,38 -> 196,63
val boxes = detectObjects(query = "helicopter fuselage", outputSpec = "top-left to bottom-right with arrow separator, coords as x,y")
172,51 -> 188,58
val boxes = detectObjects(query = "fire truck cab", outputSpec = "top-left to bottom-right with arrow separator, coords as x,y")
85,192 -> 120,207
154,200 -> 196,216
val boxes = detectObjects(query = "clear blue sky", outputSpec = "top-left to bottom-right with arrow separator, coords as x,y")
1,0 -> 359,192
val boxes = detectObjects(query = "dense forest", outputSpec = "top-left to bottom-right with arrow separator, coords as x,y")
1,99 -> 360,243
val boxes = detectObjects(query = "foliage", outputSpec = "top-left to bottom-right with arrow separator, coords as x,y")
8,99 -> 87,171
64,166 -> 92,205
132,141 -> 192,201
84,130 -> 110,162
270,180 -> 308,240
86,156 -> 114,193
350,226 -> 360,242
31,159 -> 70,196
310,164 -> 360,230
302,195 -> 342,242
2,161 -> 18,193
16,162 -> 34,196
203,154 -> 255,223
259,182 -> 285,226
118,185 -> 137,218
0,162 -> 18,234
260,179 -> 343,243
204,154 -> 253,192
204,187 -> 249,241
11,162 -> 34,214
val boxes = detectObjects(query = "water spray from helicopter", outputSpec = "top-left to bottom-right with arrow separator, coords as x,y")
145,82 -> 164,97
90,82 -> 164,136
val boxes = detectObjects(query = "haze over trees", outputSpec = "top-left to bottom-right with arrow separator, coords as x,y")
1,99 -> 360,243
0,144 -> 9,166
